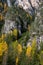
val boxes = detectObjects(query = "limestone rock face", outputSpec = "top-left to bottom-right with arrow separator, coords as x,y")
7,0 -> 40,15
2,20 -> 17,33
2,0 -> 41,33
15,0 -> 40,15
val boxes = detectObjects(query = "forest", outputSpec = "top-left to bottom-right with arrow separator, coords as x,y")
0,0 -> 43,65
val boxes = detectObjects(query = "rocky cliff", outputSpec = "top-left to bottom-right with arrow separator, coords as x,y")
7,0 -> 40,15
2,0 -> 42,34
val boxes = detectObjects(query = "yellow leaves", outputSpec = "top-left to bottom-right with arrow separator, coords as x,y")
0,34 -> 7,43
32,38 -> 36,49
17,44 -> 22,55
0,43 -> 3,56
0,2 -> 8,21
12,40 -> 18,49
0,13 -> 4,21
13,29 -> 18,37
26,38 -> 36,57
15,43 -> 22,65
1,34 -> 6,40
2,41 -> 8,51
31,38 -> 37,57
0,34 -> 8,56
12,40 -> 22,55
26,37 -> 37,59
16,57 -> 19,65
0,34 -> 8,62
0,41 -> 8,56
26,45 -> 32,57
